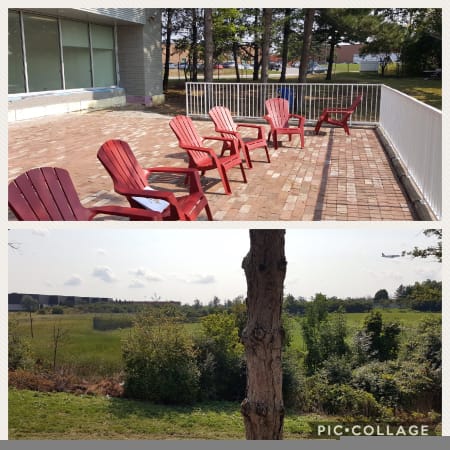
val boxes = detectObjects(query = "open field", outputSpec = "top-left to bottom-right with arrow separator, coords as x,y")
10,309 -> 440,376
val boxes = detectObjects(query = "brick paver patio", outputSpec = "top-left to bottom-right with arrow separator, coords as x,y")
8,108 -> 415,221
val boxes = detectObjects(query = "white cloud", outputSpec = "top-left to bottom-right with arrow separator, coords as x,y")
129,267 -> 164,282
177,273 -> 216,284
64,275 -> 82,286
129,279 -> 146,288
92,266 -> 118,283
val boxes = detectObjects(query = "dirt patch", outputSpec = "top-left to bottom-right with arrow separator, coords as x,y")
9,369 -> 124,397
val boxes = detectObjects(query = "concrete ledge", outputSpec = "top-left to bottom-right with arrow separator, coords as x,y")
8,87 -> 126,122
376,127 -> 437,221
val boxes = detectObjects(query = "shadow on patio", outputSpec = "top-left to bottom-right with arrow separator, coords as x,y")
8,107 -> 416,221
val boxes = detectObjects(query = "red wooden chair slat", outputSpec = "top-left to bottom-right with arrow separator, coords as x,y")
169,115 -> 247,195
264,98 -> 306,150
97,139 -> 213,221
9,167 -> 162,221
209,106 -> 270,169
314,95 -> 362,135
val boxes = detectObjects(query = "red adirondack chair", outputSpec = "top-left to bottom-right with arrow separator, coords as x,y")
97,139 -> 213,221
8,167 -> 162,221
314,95 -> 362,135
264,98 -> 306,150
208,106 -> 270,169
169,115 -> 247,195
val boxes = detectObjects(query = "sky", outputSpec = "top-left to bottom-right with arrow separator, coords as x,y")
8,226 -> 441,304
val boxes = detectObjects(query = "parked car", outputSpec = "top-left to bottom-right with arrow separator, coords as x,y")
269,62 -> 281,70
168,62 -> 176,69
214,63 -> 224,69
308,62 -> 327,74
223,61 -> 245,70
291,61 -> 300,68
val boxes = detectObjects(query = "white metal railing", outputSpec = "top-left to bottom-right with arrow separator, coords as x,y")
379,85 -> 442,220
186,82 -> 381,124
185,81 -> 441,219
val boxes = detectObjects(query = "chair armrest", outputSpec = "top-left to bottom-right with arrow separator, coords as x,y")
289,114 -> 306,126
236,123 -> 266,138
113,184 -> 177,204
263,115 -> 276,130
89,205 -> 162,220
145,167 -> 204,196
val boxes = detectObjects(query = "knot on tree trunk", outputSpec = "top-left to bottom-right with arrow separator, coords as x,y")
241,399 -> 269,417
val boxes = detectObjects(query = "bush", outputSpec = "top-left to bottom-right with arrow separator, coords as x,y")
194,313 -> 245,401
122,312 -> 199,404
93,316 -> 133,331
51,307 -> 64,315
8,319 -> 33,370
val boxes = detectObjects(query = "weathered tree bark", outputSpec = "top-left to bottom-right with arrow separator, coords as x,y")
162,9 -> 173,92
241,229 -> 287,440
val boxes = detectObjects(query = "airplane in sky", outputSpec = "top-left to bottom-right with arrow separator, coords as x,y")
381,252 -> 402,258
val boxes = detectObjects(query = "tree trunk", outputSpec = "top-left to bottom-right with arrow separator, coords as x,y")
298,8 -> 315,83
260,8 -> 272,84
326,41 -> 336,81
191,9 -> 198,82
279,9 -> 292,83
203,9 -> 214,83
163,9 -> 173,92
241,229 -> 287,440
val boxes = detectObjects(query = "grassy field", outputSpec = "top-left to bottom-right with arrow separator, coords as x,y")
10,309 -> 440,376
164,64 -> 441,111
8,388 -> 343,440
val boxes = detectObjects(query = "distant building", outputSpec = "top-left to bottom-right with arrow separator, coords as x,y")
8,8 -> 164,122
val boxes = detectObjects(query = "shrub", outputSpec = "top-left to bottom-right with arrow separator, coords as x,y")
93,316 -> 133,331
122,312 -> 199,404
8,319 -> 33,370
51,307 -> 64,315
194,313 -> 245,401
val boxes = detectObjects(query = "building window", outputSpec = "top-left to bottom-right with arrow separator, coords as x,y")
8,11 -> 117,94
91,24 -> 116,87
61,19 -> 92,89
23,14 -> 62,92
8,11 -> 25,93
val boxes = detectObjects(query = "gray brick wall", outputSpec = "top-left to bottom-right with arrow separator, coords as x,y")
117,9 -> 163,102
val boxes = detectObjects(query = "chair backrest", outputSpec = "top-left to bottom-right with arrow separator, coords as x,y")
209,106 -> 238,134
169,115 -> 204,148
349,95 -> 362,112
97,139 -> 148,192
265,98 -> 290,128
8,167 -> 89,220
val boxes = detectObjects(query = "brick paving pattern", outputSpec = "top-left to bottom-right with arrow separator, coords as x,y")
8,108 -> 415,221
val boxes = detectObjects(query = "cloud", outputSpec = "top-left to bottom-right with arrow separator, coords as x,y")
129,267 -> 164,282
129,279 -> 146,288
92,266 -> 118,283
64,275 -> 82,286
178,273 -> 216,284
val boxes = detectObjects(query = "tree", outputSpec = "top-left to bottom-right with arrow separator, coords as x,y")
298,9 -> 315,82
203,9 -> 214,83
406,229 -> 442,262
162,8 -> 174,92
241,229 -> 287,440
374,289 -> 389,302
260,9 -> 273,84
315,9 -> 378,80
21,295 -> 38,338
278,9 -> 292,83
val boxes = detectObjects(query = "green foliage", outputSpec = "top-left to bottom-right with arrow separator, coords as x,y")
92,316 -> 133,331
122,312 -> 199,404
51,307 -> 64,315
21,295 -> 39,312
8,319 -> 34,370
194,312 -> 245,401
302,295 -> 349,374
355,311 -> 401,362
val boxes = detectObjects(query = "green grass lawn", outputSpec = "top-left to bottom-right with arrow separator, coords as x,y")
8,389 -> 335,440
